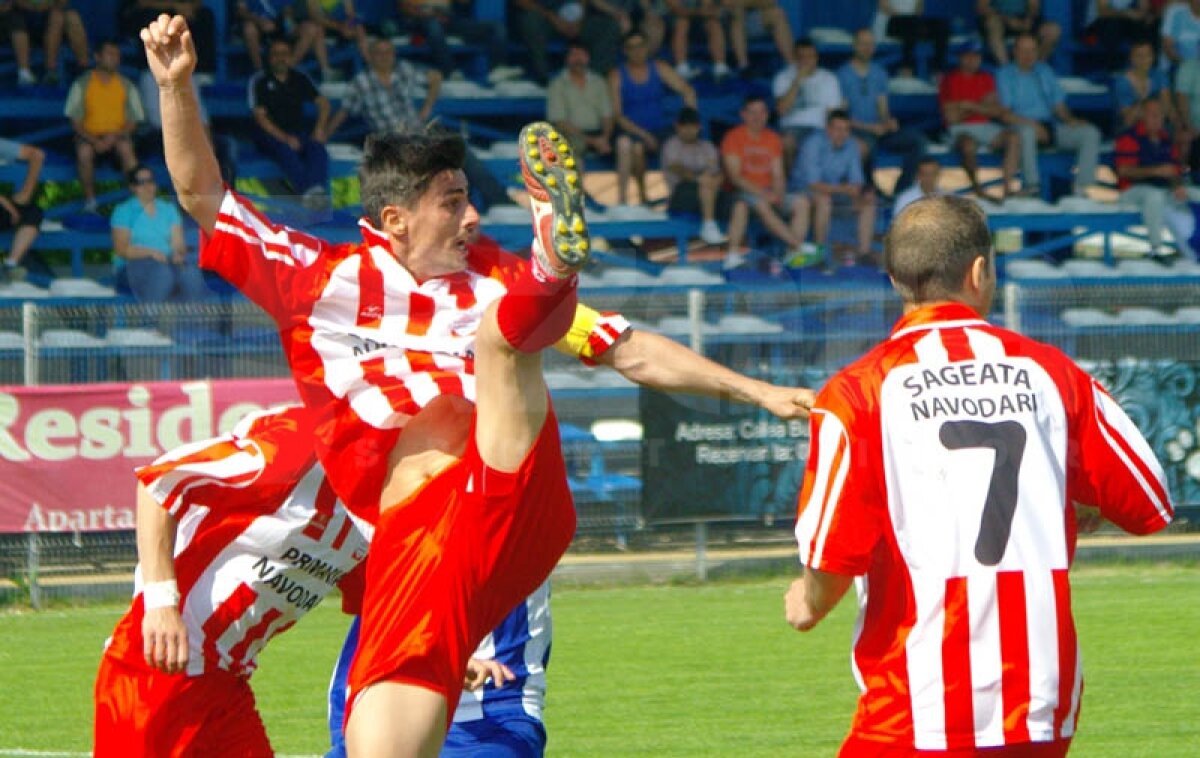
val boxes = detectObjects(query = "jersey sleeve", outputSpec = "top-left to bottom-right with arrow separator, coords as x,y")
135,405 -> 313,521
201,189 -> 329,321
553,302 -> 632,366
1066,374 -> 1174,534
794,379 -> 885,576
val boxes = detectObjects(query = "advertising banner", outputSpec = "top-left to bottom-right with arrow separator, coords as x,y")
0,378 -> 297,533
641,360 -> 1200,523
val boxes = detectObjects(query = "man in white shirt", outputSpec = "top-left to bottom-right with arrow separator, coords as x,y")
772,38 -> 843,165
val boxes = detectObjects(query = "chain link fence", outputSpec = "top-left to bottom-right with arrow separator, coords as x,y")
2,278 -> 1197,604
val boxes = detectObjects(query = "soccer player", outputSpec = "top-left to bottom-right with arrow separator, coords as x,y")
93,405 -> 370,756
140,14 -> 813,756
785,195 -> 1175,757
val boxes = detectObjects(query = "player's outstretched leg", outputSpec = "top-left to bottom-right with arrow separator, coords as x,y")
493,121 -> 592,355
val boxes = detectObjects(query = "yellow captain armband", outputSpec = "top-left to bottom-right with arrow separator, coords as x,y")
554,302 -> 603,360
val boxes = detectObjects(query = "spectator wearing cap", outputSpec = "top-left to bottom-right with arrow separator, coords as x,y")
997,32 -> 1101,197
662,107 -> 728,245
938,38 -> 1020,199
1114,97 -> 1195,258
837,27 -> 927,196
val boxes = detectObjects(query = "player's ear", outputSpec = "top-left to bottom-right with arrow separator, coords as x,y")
379,205 -> 408,239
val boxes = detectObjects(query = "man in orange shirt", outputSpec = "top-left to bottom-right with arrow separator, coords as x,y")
719,93 -> 800,268
63,39 -> 144,213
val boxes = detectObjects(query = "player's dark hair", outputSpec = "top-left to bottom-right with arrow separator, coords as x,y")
360,131 -> 466,226
885,195 -> 993,304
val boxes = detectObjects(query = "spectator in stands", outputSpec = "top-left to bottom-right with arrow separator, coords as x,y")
1085,1 -> 1158,71
892,156 -> 942,214
977,0 -> 1061,65
250,38 -> 331,208
119,1 -> 216,74
609,29 -> 697,205
939,39 -> 1020,200
296,0 -> 369,81
721,94 -> 803,265
1115,40 -> 1183,130
547,41 -> 615,164
110,165 -> 209,302
1162,0 -> 1200,68
789,109 -> 878,267
773,38 -> 843,167
1173,50 -> 1200,181
326,37 -> 516,211
837,28 -> 927,196
514,0 -> 622,86
64,40 -> 144,214
1,1 -> 34,87
10,0 -> 88,86
997,33 -> 1102,197
137,69 -> 237,185
1114,97 -> 1195,258
397,0 -> 513,79
236,1 -> 319,75
590,0 -> 665,58
663,107 -> 727,245
873,1 -> 949,76
725,0 -> 795,77
0,136 -> 45,282
664,0 -> 729,81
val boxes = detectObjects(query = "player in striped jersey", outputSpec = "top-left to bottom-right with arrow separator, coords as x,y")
93,405 -> 369,756
786,196 -> 1174,757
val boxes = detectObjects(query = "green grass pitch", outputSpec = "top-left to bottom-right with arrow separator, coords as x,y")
0,563 -> 1196,756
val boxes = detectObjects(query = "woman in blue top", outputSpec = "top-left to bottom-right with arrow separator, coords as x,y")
110,165 -> 210,303
608,29 -> 696,205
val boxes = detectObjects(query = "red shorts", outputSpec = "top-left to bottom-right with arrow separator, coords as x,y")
345,411 -> 575,723
840,735 -> 1072,757
93,651 -> 272,757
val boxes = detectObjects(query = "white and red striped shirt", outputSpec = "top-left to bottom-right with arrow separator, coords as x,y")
106,406 -> 371,678
201,190 -> 629,521
794,302 -> 1172,751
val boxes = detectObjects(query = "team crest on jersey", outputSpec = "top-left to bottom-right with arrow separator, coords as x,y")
358,304 -> 383,322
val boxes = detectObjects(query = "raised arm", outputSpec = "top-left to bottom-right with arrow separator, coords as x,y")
596,328 -> 814,419
140,14 -> 223,233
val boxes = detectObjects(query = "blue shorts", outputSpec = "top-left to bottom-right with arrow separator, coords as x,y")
442,715 -> 546,758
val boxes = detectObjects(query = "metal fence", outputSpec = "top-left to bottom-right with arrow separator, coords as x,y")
2,278 -> 1198,604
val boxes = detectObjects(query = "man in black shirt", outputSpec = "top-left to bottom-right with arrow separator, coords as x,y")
249,38 -> 331,206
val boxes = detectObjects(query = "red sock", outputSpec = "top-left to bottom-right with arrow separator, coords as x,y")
495,254 -> 578,353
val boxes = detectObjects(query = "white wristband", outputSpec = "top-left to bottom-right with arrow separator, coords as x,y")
143,580 -> 181,610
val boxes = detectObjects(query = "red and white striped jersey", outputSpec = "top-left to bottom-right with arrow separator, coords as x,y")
794,302 -> 1173,751
201,190 -> 629,521
105,405 -> 371,679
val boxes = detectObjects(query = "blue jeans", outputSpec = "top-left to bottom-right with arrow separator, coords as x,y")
254,130 -> 329,194
120,254 -> 210,303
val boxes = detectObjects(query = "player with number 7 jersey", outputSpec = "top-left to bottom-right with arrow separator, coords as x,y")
787,196 -> 1173,757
